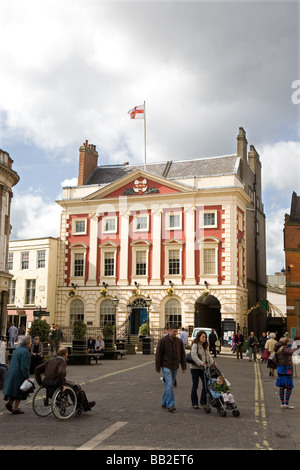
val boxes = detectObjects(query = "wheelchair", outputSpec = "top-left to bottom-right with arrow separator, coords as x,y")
32,380 -> 84,421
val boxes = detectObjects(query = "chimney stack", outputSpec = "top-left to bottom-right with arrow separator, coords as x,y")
78,140 -> 98,186
237,127 -> 248,162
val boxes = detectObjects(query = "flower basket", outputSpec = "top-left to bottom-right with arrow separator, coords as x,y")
202,289 -> 209,298
167,287 -> 174,296
69,290 -> 75,297
131,287 -> 139,296
100,288 -> 107,297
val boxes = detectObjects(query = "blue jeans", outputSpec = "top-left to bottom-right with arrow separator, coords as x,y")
162,367 -> 178,408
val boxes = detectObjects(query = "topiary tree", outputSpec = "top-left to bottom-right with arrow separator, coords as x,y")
72,319 -> 87,340
139,322 -> 149,337
102,322 -> 115,338
29,319 -> 50,342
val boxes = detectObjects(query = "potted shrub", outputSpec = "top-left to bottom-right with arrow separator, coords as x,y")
72,319 -> 87,351
29,318 -> 50,343
102,323 -> 115,351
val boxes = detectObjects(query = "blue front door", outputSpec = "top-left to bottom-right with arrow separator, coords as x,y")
130,308 -> 148,334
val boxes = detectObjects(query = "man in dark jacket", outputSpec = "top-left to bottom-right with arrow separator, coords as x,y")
234,330 -> 244,360
155,324 -> 186,412
35,347 -> 95,411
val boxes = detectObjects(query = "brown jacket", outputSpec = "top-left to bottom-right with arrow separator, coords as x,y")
274,343 -> 295,367
35,356 -> 67,389
155,334 -> 186,372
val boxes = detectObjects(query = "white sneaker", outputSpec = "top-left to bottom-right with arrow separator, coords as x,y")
284,404 -> 294,409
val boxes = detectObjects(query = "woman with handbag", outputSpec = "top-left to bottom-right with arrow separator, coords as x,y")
265,333 -> 277,376
3,335 -> 32,414
190,330 -> 216,409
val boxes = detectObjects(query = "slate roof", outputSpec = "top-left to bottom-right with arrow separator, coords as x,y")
86,154 -> 240,185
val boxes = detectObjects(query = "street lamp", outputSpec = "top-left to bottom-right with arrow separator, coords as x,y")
127,302 -> 132,343
112,296 -> 119,341
145,296 -> 152,335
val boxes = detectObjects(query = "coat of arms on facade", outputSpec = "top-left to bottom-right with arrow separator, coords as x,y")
123,178 -> 159,196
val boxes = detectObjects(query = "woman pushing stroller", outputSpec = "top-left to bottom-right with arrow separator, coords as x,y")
190,330 -> 216,409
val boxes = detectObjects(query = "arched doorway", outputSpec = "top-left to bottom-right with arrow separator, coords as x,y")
194,294 -> 221,338
130,298 -> 148,335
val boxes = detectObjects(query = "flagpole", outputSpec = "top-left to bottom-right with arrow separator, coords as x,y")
144,101 -> 146,170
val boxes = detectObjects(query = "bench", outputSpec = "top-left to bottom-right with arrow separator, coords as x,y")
67,353 -> 104,365
103,349 -> 127,360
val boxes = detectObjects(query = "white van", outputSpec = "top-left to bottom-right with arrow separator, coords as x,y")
190,327 -> 221,354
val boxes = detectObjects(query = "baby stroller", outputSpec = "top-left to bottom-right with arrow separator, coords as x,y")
204,365 -> 240,417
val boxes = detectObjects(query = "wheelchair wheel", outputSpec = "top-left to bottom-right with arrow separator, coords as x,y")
32,386 -> 53,417
51,385 -> 77,420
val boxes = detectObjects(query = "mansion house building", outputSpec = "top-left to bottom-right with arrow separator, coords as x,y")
56,127 -> 266,338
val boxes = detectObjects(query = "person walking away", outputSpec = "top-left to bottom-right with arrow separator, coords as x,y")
179,328 -> 189,349
209,330 -> 217,358
17,324 -> 26,345
35,347 -> 95,412
30,337 -> 44,374
8,324 -> 18,348
247,332 -> 259,362
190,330 -> 216,409
234,330 -> 244,360
265,333 -> 277,376
3,335 -> 32,414
259,332 -> 268,361
155,323 -> 186,412
274,337 -> 296,408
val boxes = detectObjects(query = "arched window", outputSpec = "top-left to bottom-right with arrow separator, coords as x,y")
70,299 -> 84,326
100,299 -> 116,327
165,299 -> 182,328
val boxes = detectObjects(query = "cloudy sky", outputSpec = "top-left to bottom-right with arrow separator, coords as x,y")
0,0 -> 299,275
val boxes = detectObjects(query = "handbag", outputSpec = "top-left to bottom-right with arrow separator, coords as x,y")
20,379 -> 35,393
186,348 -> 203,365
186,352 -> 194,364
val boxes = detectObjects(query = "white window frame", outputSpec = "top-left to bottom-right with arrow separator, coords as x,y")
100,241 -> 118,284
8,252 -> 13,271
131,240 -> 150,282
37,250 -> 46,269
163,239 -> 184,283
8,279 -> 16,305
69,243 -> 88,285
25,279 -> 36,305
134,214 -> 149,232
21,251 -> 29,270
72,218 -> 87,235
102,216 -> 117,234
199,237 -> 220,283
200,210 -> 217,229
166,211 -> 182,230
